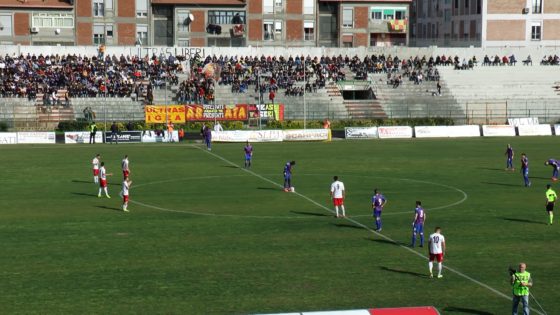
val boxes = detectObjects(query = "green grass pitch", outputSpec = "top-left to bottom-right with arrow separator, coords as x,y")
1,138 -> 559,314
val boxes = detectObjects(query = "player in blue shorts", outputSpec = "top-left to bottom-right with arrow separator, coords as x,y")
521,153 -> 530,187
283,161 -> 296,192
505,144 -> 514,171
244,141 -> 253,168
545,159 -> 559,181
411,201 -> 426,247
371,188 -> 387,231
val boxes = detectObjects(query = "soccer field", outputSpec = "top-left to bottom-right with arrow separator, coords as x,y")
1,138 -> 559,314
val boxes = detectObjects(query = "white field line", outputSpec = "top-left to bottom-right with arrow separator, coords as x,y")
191,144 -> 545,315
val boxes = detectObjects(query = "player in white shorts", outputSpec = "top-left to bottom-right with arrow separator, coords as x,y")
121,155 -> 130,179
97,162 -> 112,198
330,176 -> 346,218
92,154 -> 100,184
428,226 -> 446,278
121,176 -> 132,212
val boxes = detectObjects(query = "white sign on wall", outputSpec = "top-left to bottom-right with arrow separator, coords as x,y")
517,124 -> 552,136
17,132 -> 56,144
0,132 -> 18,144
482,125 -> 517,137
345,127 -> 379,139
377,126 -> 413,139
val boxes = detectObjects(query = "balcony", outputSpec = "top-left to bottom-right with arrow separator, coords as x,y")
206,23 -> 245,38
368,19 -> 408,33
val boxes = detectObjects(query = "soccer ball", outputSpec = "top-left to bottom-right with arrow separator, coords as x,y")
290,187 -> 295,192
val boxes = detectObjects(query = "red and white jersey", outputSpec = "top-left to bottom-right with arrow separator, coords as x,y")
121,158 -> 129,171
92,157 -> 100,170
122,180 -> 130,196
429,232 -> 445,254
330,180 -> 345,198
99,166 -> 107,180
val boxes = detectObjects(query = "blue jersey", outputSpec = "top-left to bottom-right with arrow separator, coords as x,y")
372,194 -> 386,211
244,145 -> 253,155
506,147 -> 514,158
414,206 -> 425,225
548,159 -> 559,168
521,156 -> 529,170
284,162 -> 292,176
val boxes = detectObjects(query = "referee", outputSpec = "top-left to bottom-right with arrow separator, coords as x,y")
545,184 -> 556,225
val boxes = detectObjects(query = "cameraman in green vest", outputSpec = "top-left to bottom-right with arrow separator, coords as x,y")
511,262 -> 532,315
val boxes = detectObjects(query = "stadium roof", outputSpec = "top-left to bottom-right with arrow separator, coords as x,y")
0,0 -> 73,9
151,0 -> 245,4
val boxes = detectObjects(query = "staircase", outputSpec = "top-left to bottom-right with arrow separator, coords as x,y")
343,99 -> 387,119
37,106 -> 76,130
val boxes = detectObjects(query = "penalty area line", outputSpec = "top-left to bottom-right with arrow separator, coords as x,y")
190,144 -> 543,314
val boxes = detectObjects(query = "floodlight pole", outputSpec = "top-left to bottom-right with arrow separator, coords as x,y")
303,59 -> 307,129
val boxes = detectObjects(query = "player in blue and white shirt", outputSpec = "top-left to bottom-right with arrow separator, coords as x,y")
505,144 -> 514,171
545,158 -> 559,181
371,188 -> 387,231
411,201 -> 426,247
521,153 -> 530,187
283,161 -> 296,192
244,141 -> 253,168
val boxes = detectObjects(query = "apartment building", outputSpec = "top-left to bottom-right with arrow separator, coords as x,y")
0,0 -> 412,47
411,0 -> 560,47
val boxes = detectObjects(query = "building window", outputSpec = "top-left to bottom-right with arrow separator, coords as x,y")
383,11 -> 394,20
93,0 -> 104,17
477,0 -> 481,14
275,0 -> 283,11
263,0 -> 273,14
136,0 -> 148,17
275,21 -> 282,37
372,10 -> 382,20
395,10 -> 406,20
465,0 -> 469,8
454,0 -> 459,9
0,14 -> 13,36
93,24 -> 105,44
137,24 -> 148,45
531,23 -> 541,40
105,0 -> 113,12
208,11 -> 246,24
177,39 -> 190,47
304,21 -> 314,41
264,21 -> 274,40
106,25 -> 113,38
342,8 -> 353,28
177,11 -> 191,33
303,0 -> 314,15
32,13 -> 74,28
532,0 -> 542,14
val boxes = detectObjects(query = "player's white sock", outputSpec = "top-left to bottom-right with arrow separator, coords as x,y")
334,206 -> 339,216
428,262 -> 433,273
104,187 -> 109,196
341,205 -> 345,216
98,188 -> 102,196
94,176 -> 98,183
438,263 -> 442,276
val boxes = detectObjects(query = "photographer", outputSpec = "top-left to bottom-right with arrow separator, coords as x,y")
510,263 -> 532,315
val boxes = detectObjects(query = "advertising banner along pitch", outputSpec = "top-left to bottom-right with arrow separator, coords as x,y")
186,104 -> 248,121
145,105 -> 186,123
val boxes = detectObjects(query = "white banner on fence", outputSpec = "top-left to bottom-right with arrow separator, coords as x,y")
377,126 -> 413,139
482,125 -> 517,137
415,125 -> 480,138
212,130 -> 284,142
345,127 -> 379,139
64,131 -> 103,144
141,130 -> 179,143
17,132 -> 56,144
554,125 -> 560,136
0,132 -> 18,144
507,117 -> 539,127
517,124 -> 552,136
283,129 -> 330,141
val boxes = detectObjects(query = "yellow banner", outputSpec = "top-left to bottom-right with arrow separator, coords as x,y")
145,105 -> 186,123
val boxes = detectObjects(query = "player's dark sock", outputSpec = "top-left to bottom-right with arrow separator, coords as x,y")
411,235 -> 416,247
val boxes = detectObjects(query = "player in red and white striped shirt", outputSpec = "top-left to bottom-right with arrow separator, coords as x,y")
97,162 -> 112,198
92,154 -> 100,184
121,155 -> 130,179
121,176 -> 132,212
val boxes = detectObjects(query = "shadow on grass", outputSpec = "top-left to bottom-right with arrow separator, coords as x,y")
477,167 -> 504,171
332,223 -> 364,230
71,179 -> 92,184
481,181 -> 519,187
221,165 -> 238,169
290,210 -> 329,217
380,266 -> 427,278
499,217 -> 546,225
442,306 -> 493,315
71,192 -> 98,197
95,205 -> 123,212
530,176 -> 553,180
257,187 -> 278,191
367,238 -> 404,246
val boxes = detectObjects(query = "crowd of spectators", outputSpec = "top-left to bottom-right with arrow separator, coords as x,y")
0,52 -> 183,105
